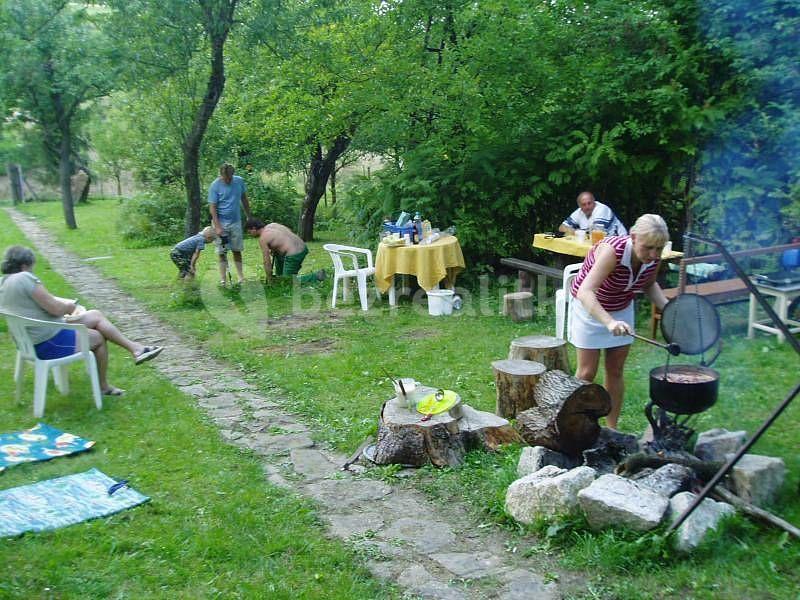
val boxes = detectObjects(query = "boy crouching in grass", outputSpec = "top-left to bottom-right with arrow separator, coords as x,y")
170,226 -> 216,279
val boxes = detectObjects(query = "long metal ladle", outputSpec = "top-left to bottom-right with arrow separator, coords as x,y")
630,332 -> 681,356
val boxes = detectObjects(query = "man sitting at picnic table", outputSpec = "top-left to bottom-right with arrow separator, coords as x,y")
245,218 -> 325,284
559,191 -> 627,237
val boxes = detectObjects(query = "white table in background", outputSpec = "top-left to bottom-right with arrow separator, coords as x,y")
747,280 -> 800,343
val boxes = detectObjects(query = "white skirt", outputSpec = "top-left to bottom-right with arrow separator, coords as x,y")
568,295 -> 633,350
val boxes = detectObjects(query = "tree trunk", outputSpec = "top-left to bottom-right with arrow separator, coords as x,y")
373,395 -> 520,467
508,335 -> 570,372
78,168 -> 91,203
299,135 -> 350,241
59,130 -> 77,229
492,359 -> 546,418
330,165 -> 337,205
7,164 -> 23,205
516,369 -> 611,457
502,292 -> 534,321
182,2 -> 236,236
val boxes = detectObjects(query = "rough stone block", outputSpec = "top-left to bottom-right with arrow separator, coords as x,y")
669,491 -> 735,552
517,446 -> 576,477
726,453 -> 785,507
577,473 -> 669,531
694,428 -> 747,462
636,464 -> 693,498
506,466 -> 595,523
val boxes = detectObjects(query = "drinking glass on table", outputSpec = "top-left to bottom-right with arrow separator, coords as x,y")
591,227 -> 606,244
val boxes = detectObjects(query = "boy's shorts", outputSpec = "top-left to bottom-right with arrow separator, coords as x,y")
170,248 -> 193,276
215,221 -> 244,254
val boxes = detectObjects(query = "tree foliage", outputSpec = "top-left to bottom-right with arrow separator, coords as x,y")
0,0 -> 122,227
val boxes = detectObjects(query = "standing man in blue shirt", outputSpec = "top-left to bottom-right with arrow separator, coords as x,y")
208,163 -> 252,286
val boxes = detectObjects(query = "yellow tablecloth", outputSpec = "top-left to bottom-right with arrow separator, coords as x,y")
375,236 -> 466,293
532,233 -> 683,261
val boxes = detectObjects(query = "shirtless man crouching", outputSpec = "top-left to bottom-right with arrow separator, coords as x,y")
245,218 -> 325,283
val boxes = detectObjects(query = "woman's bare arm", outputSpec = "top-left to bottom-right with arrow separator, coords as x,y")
31,284 -> 76,316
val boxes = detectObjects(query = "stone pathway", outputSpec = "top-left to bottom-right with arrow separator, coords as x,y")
6,208 -> 564,600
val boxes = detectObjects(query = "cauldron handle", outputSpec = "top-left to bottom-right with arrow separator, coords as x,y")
700,339 -> 722,367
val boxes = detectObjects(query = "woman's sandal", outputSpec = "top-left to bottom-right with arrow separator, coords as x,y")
135,346 -> 164,365
103,387 -> 126,396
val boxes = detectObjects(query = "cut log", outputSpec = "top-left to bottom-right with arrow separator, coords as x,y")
710,486 -> 800,539
373,394 -> 521,467
508,335 -> 570,372
515,369 -> 611,457
491,359 -> 546,418
502,292 -> 534,322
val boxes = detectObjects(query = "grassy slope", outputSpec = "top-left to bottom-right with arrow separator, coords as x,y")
0,206 -> 396,598
3,199 -> 799,599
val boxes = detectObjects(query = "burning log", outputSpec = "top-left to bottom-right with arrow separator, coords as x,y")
492,359 -> 547,418
507,335 -> 570,372
616,452 -> 724,482
515,370 -> 611,457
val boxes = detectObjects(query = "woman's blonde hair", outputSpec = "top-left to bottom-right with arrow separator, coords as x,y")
201,226 -> 216,239
630,214 -> 669,244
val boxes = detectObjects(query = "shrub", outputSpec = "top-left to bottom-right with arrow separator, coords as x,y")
118,185 -> 187,247
246,174 -> 301,230
118,175 -> 300,247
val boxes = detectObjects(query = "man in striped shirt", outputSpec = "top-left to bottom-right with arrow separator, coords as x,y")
568,214 -> 669,429
559,191 -> 627,237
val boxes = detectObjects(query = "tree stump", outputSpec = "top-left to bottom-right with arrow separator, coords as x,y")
373,394 -> 521,467
508,335 -> 570,372
516,369 -> 611,457
491,359 -> 546,418
502,292 -> 534,321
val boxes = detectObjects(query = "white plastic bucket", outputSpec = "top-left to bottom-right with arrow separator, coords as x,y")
427,289 -> 455,316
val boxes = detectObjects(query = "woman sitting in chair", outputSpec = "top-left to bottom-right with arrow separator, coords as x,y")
0,245 -> 163,396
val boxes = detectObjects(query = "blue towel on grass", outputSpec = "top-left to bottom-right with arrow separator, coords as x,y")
0,423 -> 94,473
0,468 -> 149,537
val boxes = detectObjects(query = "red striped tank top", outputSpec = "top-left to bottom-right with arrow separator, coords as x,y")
570,235 -> 660,312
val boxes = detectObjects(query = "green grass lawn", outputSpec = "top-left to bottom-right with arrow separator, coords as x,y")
0,205 -> 398,598
2,198 -> 799,599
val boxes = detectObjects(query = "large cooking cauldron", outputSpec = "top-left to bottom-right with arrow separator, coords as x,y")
649,364 -> 719,415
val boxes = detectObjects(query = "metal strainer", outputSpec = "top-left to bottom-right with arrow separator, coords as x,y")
660,293 -> 721,356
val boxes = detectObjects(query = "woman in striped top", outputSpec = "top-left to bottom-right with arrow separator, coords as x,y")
568,214 -> 670,429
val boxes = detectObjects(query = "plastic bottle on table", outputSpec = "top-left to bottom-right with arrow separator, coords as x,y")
413,212 -> 422,245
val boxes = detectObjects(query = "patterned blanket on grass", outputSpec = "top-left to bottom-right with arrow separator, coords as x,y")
0,468 -> 150,537
0,423 -> 94,473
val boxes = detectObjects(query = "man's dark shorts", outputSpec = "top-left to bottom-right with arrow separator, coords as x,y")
273,245 -> 308,276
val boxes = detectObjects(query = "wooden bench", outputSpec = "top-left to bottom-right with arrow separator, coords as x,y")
651,242 -> 800,338
500,258 -> 564,298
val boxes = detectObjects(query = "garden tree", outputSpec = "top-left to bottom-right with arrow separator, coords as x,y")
225,0 -> 401,241
86,102 -> 137,197
340,0 -> 743,264
104,0 -> 243,236
0,0 -> 122,228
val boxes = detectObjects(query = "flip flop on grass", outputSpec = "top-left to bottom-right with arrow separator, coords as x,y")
102,386 -> 126,396
135,346 -> 163,365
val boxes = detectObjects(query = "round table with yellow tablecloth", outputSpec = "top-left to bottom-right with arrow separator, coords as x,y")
375,236 -> 466,306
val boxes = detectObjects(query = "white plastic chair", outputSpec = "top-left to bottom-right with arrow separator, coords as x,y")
1,310 -> 102,417
555,263 -> 584,339
323,244 -> 380,311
